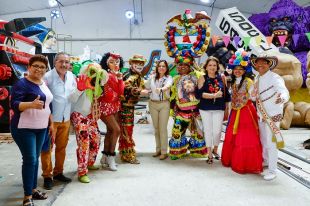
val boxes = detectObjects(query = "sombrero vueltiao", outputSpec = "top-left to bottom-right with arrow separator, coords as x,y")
129,54 -> 147,65
250,53 -> 278,70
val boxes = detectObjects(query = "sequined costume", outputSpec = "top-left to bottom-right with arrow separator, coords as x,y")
169,71 -> 208,159
98,73 -> 124,117
118,56 -> 145,163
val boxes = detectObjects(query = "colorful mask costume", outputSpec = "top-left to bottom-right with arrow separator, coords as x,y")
70,62 -> 108,178
118,54 -> 146,164
164,10 -> 211,159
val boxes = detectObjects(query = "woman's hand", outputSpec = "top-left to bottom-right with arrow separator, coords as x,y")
32,95 -> 44,109
115,72 -> 123,80
197,76 -> 205,89
214,90 -> 223,98
140,89 -> 150,96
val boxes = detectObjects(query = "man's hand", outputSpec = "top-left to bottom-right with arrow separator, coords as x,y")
275,93 -> 284,104
49,124 -> 55,148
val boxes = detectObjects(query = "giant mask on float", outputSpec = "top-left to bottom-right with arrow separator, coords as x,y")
164,9 -> 211,65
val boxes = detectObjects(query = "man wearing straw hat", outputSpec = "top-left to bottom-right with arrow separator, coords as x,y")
250,53 -> 289,181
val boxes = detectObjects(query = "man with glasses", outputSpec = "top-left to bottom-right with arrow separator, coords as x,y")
41,52 -> 76,189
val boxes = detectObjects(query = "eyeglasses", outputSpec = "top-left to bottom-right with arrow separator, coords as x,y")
31,64 -> 47,71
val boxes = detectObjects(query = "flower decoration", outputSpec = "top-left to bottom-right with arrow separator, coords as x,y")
228,49 -> 252,72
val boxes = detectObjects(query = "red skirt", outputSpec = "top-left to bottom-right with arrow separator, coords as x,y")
221,101 -> 263,174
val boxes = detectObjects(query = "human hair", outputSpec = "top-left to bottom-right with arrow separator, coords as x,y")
54,52 -> 70,63
155,60 -> 169,80
100,52 -> 124,72
203,56 -> 220,76
28,54 -> 48,68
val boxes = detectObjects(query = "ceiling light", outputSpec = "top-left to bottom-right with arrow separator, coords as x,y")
49,0 -> 58,7
125,10 -> 134,19
200,0 -> 211,3
50,10 -> 60,19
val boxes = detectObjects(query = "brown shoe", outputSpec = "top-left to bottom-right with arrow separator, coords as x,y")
152,152 -> 161,157
159,154 -> 168,160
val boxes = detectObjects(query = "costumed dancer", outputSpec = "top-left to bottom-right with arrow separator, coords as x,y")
250,53 -> 289,180
221,50 -> 263,174
70,63 -> 108,183
164,9 -> 212,160
169,59 -> 208,160
98,53 -> 125,170
118,54 -> 146,164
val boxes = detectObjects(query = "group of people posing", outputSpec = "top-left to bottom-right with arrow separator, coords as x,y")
10,50 -> 289,206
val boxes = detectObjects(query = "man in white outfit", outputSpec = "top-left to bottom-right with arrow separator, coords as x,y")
251,54 -> 290,181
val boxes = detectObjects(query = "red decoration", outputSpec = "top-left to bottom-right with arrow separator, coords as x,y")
0,87 -> 9,100
0,105 -> 4,118
183,35 -> 191,43
12,55 -> 30,65
0,64 -> 12,80
197,35 -> 201,41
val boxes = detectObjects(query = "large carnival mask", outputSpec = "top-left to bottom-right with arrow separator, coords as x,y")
164,9 -> 211,64
129,54 -> 147,75
80,62 -> 108,102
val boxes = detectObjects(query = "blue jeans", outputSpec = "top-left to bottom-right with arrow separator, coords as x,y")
11,126 -> 47,196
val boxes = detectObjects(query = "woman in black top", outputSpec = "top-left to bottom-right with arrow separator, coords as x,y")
197,57 -> 231,164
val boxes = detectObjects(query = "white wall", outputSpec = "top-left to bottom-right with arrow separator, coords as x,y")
0,0 -> 251,65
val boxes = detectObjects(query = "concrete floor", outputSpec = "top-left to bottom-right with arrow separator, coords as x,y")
1,106 -> 310,206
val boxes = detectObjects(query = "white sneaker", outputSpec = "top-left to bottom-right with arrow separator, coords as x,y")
100,154 -> 108,167
107,155 -> 117,171
263,172 -> 276,181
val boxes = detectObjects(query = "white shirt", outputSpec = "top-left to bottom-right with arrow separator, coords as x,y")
44,69 -> 76,122
69,89 -> 92,117
145,75 -> 173,101
256,70 -> 290,119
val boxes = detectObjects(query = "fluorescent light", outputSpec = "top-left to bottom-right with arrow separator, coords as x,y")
49,0 -> 58,7
50,10 -> 60,19
125,11 -> 134,19
200,0 -> 211,3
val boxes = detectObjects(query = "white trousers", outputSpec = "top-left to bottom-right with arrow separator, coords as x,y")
259,121 -> 279,174
200,110 -> 224,147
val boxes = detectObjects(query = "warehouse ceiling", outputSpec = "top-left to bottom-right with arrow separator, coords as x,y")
0,0 -> 309,16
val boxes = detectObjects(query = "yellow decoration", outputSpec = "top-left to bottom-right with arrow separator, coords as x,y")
240,61 -> 248,66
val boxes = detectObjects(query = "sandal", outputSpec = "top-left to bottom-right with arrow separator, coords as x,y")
212,150 -> 221,160
32,190 -> 48,200
23,198 -> 34,206
129,158 -> 140,164
206,156 -> 213,164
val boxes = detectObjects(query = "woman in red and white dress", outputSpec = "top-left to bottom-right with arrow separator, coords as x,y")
98,53 -> 125,171
221,50 -> 263,174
